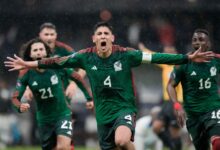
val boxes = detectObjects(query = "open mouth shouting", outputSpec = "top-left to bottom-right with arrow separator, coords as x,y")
101,41 -> 107,51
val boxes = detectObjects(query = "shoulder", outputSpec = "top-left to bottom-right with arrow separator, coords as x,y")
18,69 -> 30,78
55,41 -> 73,52
112,45 -> 135,52
78,47 -> 96,54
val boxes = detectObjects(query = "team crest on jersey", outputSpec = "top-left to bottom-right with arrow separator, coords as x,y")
210,66 -> 217,76
51,75 -> 58,85
114,61 -> 122,71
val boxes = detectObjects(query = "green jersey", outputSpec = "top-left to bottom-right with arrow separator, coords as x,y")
52,41 -> 74,90
53,41 -> 73,57
39,45 -> 189,124
12,68 -> 91,124
172,58 -> 220,116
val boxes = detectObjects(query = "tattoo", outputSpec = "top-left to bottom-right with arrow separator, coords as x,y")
40,56 -> 69,65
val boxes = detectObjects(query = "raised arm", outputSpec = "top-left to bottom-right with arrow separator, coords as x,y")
142,47 -> 214,64
5,53 -> 80,71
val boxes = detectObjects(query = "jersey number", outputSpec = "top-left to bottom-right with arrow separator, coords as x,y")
61,120 -> 73,130
104,76 -> 112,87
39,87 -> 54,99
199,78 -> 211,89
211,110 -> 220,119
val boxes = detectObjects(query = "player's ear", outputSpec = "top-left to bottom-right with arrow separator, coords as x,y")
92,35 -> 96,43
111,35 -> 115,42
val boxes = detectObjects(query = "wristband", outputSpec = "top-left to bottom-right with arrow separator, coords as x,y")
173,102 -> 182,110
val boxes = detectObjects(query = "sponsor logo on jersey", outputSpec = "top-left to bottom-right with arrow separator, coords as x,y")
190,71 -> 197,76
114,61 -> 122,71
91,65 -> 97,70
210,66 -> 217,76
51,75 -> 58,85
32,81 -> 38,86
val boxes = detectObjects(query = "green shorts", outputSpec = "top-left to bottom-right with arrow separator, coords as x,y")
38,116 -> 73,150
97,112 -> 136,150
186,109 -> 220,150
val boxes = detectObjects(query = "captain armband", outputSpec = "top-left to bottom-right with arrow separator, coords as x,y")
142,52 -> 152,63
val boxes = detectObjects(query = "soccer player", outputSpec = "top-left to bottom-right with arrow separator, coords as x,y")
167,29 -> 220,150
12,38 -> 93,150
5,22 -> 214,150
139,43 -> 183,150
23,22 -> 85,101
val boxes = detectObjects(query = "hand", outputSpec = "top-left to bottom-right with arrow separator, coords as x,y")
188,47 -> 214,62
86,101 -> 94,110
65,82 -> 77,99
174,109 -> 186,128
20,103 -> 30,113
4,54 -> 27,71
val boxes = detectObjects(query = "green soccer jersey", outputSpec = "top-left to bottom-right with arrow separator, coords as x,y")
53,41 -> 73,57
52,41 -> 75,102
39,45 -> 189,124
13,69 -> 72,124
172,58 -> 220,116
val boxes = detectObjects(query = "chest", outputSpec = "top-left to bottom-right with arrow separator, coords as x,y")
84,54 -> 131,87
183,63 -> 219,89
28,70 -> 61,91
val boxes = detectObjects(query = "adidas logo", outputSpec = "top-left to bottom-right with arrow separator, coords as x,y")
190,71 -> 196,76
32,81 -> 38,86
91,66 -> 97,70
126,121 -> 132,125
67,131 -> 72,135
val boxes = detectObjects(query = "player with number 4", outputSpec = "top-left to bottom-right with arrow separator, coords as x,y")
5,23 -> 215,150
167,29 -> 220,150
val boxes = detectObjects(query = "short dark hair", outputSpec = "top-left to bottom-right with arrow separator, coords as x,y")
93,21 -> 113,33
21,38 -> 51,61
39,22 -> 56,32
194,28 -> 209,36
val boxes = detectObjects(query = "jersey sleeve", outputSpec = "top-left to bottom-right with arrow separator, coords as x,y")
39,52 -> 83,69
215,58 -> 220,72
65,69 -> 92,101
126,50 -> 143,67
12,71 -> 29,112
171,65 -> 184,86
151,53 -> 188,64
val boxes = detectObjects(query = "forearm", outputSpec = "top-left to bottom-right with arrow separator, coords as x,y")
24,61 -> 38,68
12,91 -> 22,113
70,72 -> 92,101
38,56 -> 71,69
151,53 -> 188,64
167,83 -> 178,103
